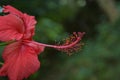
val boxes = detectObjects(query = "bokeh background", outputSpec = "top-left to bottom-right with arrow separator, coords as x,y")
0,0 -> 120,80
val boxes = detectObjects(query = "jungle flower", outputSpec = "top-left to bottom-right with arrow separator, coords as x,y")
0,5 -> 85,80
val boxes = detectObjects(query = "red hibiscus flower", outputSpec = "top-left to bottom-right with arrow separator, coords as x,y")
0,5 -> 85,80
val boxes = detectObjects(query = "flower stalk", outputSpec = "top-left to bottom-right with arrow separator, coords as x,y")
0,40 -> 15,46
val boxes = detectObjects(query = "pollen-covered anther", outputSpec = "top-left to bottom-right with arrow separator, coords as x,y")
56,32 -> 85,55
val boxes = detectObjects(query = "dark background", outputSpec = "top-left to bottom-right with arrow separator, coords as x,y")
0,0 -> 120,80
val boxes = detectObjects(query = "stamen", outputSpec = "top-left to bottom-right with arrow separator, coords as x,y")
29,32 -> 85,55
55,32 -> 85,55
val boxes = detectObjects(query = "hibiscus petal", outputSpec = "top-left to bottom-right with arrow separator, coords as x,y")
3,5 -> 37,39
3,5 -> 23,17
0,41 -> 44,80
23,14 -> 37,39
0,14 -> 25,41
25,41 -> 45,55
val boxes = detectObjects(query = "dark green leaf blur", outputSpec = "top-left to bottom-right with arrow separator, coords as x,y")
0,0 -> 120,80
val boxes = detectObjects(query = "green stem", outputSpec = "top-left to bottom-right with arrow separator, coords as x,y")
0,62 -> 3,65
0,40 -> 15,46
0,42 -> 9,46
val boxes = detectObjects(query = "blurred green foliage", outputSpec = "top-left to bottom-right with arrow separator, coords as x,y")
0,0 -> 120,80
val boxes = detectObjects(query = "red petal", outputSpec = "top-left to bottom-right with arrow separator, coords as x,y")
0,14 -> 25,41
22,14 -> 37,39
3,5 -> 23,17
0,41 -> 44,80
3,5 -> 37,39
